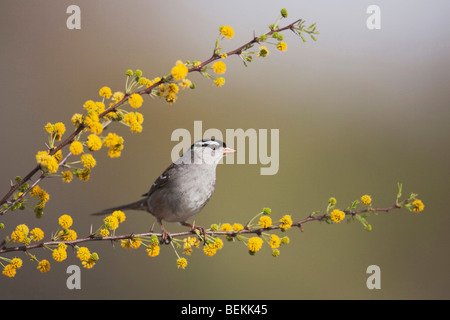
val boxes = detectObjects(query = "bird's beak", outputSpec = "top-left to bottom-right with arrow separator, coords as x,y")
222,147 -> 236,155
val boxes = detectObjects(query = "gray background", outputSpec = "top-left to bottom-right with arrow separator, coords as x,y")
0,0 -> 449,299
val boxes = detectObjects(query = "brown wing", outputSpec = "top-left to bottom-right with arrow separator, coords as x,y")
142,162 -> 179,198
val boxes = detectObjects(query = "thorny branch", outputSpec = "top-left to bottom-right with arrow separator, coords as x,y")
0,204 -> 402,255
0,18 -> 307,214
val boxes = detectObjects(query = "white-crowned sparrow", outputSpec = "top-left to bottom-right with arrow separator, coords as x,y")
93,139 -> 236,241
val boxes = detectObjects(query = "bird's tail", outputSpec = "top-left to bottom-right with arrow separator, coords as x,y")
91,199 -> 147,216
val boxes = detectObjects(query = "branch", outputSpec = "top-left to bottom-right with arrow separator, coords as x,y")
0,16 -> 314,215
0,204 -> 402,255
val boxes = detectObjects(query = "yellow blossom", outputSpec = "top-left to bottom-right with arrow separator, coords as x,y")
61,170 -> 73,183
81,153 -> 96,169
76,168 -> 91,181
168,83 -> 179,94
54,150 -> 62,163
11,230 -> 25,243
36,151 -> 59,173
103,133 -> 124,158
276,42 -> 287,51
15,224 -> 29,235
412,200 -> 424,213
361,195 -> 372,205
10,258 -> 23,269
69,141 -> 83,155
54,122 -> 66,141
45,123 -> 53,133
82,259 -> 96,269
87,134 -> 102,151
121,237 -> 141,249
213,237 -> 224,250
177,257 -> 188,269
99,86 -> 112,99
212,61 -> 226,74
30,185 -> 50,203
248,237 -> 263,253
128,93 -> 143,109
30,228 -> 44,241
219,26 -> 234,39
2,264 -> 17,278
104,215 -> 119,230
214,77 -> 225,87
83,100 -> 97,112
165,93 -> 178,104
269,234 -> 281,249
112,210 -> 126,223
58,229 -> 77,241
77,247 -> 91,261
147,244 -> 160,257
258,216 -> 272,228
112,91 -> 125,102
52,247 -> 67,262
71,113 -> 83,127
279,215 -> 293,230
330,209 -> 345,223
203,244 -> 217,256
171,60 -> 188,80
180,79 -> 192,89
233,223 -> 244,232
99,228 -> 109,237
37,259 -> 51,273
220,223 -> 233,232
59,214 -> 73,229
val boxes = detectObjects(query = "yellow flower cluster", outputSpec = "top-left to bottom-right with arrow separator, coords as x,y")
102,210 -> 126,233
154,64 -> 191,104
121,237 -> 142,249
76,246 -> 99,269
123,112 -> 144,133
36,151 -> 59,173
361,195 -> 372,205
248,237 -> 263,253
202,237 -> 224,257
128,93 -> 143,109
258,216 -> 272,228
56,214 -> 77,241
37,260 -> 51,273
412,200 -> 424,213
330,209 -> 345,223
171,60 -> 188,80
177,257 -> 188,269
279,215 -> 293,231
220,26 -> 234,39
45,122 -> 66,141
52,243 -> 68,262
103,133 -> 124,158
10,223 -> 44,244
29,185 -> 50,211
182,236 -> 200,255
212,61 -> 226,74
2,257 -> 23,278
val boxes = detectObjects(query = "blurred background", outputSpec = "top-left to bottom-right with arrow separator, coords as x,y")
0,0 -> 449,299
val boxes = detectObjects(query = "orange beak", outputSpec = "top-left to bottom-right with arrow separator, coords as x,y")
222,147 -> 236,155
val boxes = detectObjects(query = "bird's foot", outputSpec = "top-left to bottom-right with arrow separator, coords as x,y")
160,229 -> 172,244
181,222 -> 207,244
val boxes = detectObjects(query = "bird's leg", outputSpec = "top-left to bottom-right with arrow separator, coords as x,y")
157,219 -> 172,244
181,221 -> 207,244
